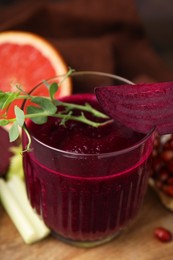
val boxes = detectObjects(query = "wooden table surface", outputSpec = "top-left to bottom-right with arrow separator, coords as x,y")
0,188 -> 173,260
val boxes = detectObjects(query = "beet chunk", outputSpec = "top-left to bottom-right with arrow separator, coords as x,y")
95,82 -> 173,135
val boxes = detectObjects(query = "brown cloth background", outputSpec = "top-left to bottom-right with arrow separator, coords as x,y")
0,0 -> 173,83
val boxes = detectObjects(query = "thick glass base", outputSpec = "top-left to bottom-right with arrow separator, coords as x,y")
52,230 -> 121,248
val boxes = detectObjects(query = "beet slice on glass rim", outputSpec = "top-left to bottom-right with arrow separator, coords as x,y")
95,82 -> 173,135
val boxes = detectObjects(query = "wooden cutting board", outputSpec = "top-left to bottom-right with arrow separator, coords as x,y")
0,188 -> 173,260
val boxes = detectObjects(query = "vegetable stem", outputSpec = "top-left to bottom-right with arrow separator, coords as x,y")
54,112 -> 113,127
7,176 -> 50,239
0,176 -> 50,244
0,178 -> 36,243
56,101 -> 109,118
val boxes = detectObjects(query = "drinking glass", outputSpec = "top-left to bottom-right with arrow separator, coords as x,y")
22,71 -> 156,247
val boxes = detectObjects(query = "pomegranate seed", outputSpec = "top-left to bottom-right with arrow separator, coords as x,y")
151,134 -> 173,209
154,227 -> 173,242
152,149 -> 158,157
152,157 -> 163,173
159,169 -> 169,182
161,150 -> 173,162
154,136 -> 160,147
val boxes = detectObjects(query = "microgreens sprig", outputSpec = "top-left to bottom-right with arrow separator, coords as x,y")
0,69 -> 112,151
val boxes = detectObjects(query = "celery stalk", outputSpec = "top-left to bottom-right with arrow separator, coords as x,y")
7,150 -> 24,180
7,175 -> 50,239
0,178 -> 36,244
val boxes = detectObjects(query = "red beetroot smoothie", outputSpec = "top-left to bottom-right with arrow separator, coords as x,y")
22,94 -> 154,243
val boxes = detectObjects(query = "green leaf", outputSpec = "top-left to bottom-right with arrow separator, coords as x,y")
15,106 -> 25,127
0,119 -> 9,126
27,106 -> 47,124
0,91 -> 8,109
49,82 -> 58,101
31,116 -> 47,124
27,105 -> 43,114
1,92 -> 20,110
31,97 -> 57,115
9,122 -> 20,142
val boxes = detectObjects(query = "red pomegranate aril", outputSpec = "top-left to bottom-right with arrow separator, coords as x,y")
154,227 -> 173,242
152,158 -> 163,173
159,169 -> 169,182
161,150 -> 173,162
154,137 -> 160,147
152,150 -> 159,157
151,134 -> 173,210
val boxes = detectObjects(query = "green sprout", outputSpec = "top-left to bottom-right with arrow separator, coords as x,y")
0,69 -> 112,151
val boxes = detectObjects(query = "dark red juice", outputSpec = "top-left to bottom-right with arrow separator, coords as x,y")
22,94 -> 155,243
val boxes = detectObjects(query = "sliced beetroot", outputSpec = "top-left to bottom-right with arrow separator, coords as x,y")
95,82 -> 173,135
0,126 -> 19,177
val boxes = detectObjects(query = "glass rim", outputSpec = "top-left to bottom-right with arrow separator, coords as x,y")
22,70 -> 156,158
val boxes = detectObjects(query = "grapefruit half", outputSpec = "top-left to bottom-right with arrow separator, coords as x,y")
0,31 -> 71,118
